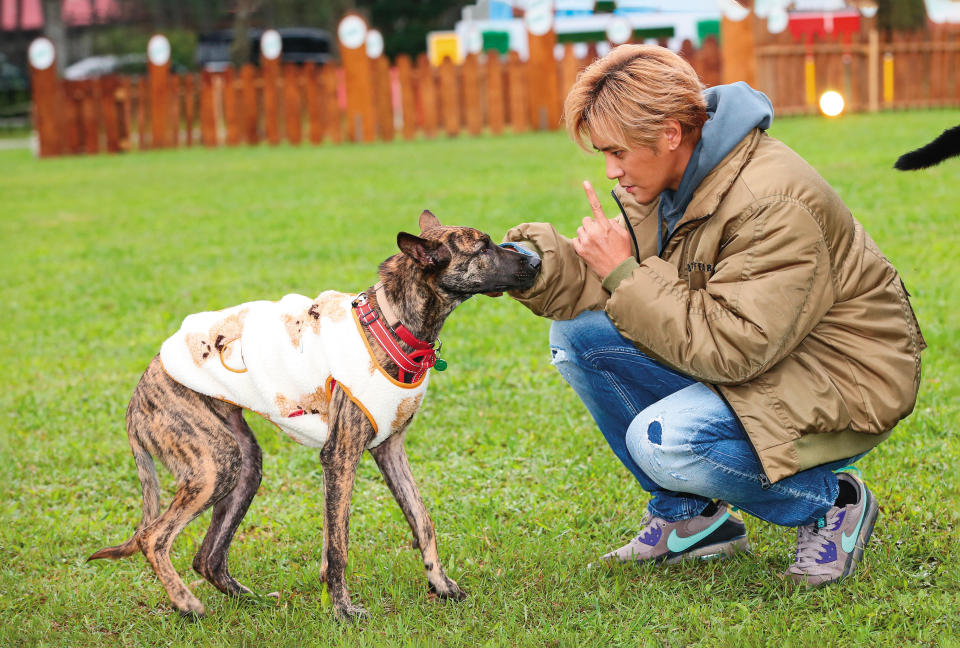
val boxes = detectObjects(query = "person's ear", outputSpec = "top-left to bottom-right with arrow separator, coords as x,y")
663,119 -> 684,151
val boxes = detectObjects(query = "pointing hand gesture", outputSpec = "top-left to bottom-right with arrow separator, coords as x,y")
572,181 -> 633,279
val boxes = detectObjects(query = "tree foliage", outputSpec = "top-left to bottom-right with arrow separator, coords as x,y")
875,0 -> 929,32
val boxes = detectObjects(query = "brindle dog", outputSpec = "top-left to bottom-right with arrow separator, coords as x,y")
88,210 -> 540,620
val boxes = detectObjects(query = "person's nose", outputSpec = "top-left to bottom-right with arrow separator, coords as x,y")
605,154 -> 623,180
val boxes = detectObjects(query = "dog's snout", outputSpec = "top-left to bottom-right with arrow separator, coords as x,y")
527,254 -> 541,272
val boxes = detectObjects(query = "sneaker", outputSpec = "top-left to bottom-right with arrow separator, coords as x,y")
784,471 -> 879,587
600,501 -> 749,565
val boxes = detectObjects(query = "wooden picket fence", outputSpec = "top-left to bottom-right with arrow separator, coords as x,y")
30,40 -> 721,157
29,24 -> 960,157
756,23 -> 960,114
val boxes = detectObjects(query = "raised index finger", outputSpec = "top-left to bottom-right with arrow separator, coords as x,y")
582,180 -> 607,222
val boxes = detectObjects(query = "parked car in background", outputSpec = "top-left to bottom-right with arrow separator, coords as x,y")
196,27 -> 334,71
64,54 -> 148,80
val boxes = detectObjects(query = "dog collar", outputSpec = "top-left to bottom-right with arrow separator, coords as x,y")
352,291 -> 444,383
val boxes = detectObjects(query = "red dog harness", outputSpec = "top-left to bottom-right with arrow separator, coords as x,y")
352,290 -> 439,384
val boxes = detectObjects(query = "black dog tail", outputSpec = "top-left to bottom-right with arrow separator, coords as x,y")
895,124 -> 960,170
88,424 -> 162,562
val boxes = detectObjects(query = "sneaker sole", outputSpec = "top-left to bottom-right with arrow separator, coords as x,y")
661,535 -> 751,565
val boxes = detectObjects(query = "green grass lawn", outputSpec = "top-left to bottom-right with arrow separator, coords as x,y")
1,110 -> 958,647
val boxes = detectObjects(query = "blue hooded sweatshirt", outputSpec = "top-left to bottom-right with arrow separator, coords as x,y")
655,82 -> 774,254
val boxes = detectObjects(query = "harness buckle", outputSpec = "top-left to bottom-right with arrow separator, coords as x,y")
358,308 -> 379,326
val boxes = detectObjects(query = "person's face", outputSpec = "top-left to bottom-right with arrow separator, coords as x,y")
591,121 -> 688,204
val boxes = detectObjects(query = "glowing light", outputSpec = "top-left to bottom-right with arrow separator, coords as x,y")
819,91 -> 845,117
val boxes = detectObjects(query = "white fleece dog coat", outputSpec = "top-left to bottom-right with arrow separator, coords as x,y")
159,291 -> 429,449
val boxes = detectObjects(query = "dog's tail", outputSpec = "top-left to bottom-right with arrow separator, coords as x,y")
895,124 -> 960,170
88,416 -> 162,561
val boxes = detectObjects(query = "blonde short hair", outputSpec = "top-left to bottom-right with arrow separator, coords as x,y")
564,44 -> 707,152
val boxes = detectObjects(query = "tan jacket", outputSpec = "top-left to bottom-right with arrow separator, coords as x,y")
505,129 -> 925,482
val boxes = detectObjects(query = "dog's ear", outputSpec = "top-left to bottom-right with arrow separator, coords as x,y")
397,232 -> 451,269
419,209 -> 442,232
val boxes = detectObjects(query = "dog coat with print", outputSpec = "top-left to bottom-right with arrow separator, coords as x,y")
159,291 -> 429,449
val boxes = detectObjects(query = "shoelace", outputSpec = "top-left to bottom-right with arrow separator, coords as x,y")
635,513 -> 664,543
791,510 -> 841,574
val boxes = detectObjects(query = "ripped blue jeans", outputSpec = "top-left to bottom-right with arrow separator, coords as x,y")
550,310 -> 864,527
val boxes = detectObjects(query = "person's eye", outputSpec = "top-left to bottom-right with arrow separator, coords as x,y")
614,150 -> 625,159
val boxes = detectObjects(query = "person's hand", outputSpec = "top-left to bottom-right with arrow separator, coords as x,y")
572,181 -> 632,279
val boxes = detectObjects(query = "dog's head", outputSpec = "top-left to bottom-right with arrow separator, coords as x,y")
395,210 -> 540,295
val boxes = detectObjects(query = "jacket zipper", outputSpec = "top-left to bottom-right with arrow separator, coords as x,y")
610,190 -> 642,262
611,189 -> 772,487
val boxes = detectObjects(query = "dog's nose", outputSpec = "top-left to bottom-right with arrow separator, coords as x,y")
528,254 -> 541,272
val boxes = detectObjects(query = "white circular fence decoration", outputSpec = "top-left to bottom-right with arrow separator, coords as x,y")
28,37 -> 55,70
717,0 -> 750,22
525,0 -> 554,36
147,34 -> 171,66
366,29 -> 384,58
338,15 -> 367,49
260,29 -> 282,60
767,8 -> 789,34
606,17 -> 633,45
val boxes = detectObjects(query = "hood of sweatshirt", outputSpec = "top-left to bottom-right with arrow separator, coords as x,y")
656,82 -> 774,253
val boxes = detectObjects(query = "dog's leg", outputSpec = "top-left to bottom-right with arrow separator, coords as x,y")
117,358 -> 244,616
369,433 -> 466,601
320,387 -> 374,620
137,445 -> 240,617
319,470 -> 330,582
193,408 -> 263,597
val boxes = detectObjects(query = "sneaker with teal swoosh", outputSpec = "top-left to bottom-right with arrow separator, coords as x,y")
600,501 -> 749,564
784,471 -> 879,587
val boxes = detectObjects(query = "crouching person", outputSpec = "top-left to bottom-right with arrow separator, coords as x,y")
505,45 -> 925,585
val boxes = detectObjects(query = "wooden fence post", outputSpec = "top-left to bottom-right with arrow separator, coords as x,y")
439,57 -> 460,137
506,51 -> 528,133
525,7 -> 560,131
396,54 -> 417,139
417,53 -> 438,138
721,11 -> 758,85
200,71 -> 217,147
321,64 -> 342,143
284,63 -> 303,145
28,37 -> 60,157
486,51 -> 505,135
240,64 -> 259,144
462,53 -> 482,136
183,74 -> 197,146
338,14 -> 376,142
261,30 -> 281,145
372,55 -> 394,141
100,76 -> 121,153
558,43 -> 580,113
168,74 -> 181,147
303,62 -> 322,144
147,34 -> 171,149
80,79 -> 99,154
223,69 -> 239,146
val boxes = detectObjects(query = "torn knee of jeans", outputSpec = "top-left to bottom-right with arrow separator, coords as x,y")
549,347 -> 567,364
647,417 -> 663,445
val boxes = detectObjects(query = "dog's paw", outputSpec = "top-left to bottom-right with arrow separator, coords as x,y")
429,577 -> 467,601
333,602 -> 369,622
173,598 -> 206,619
